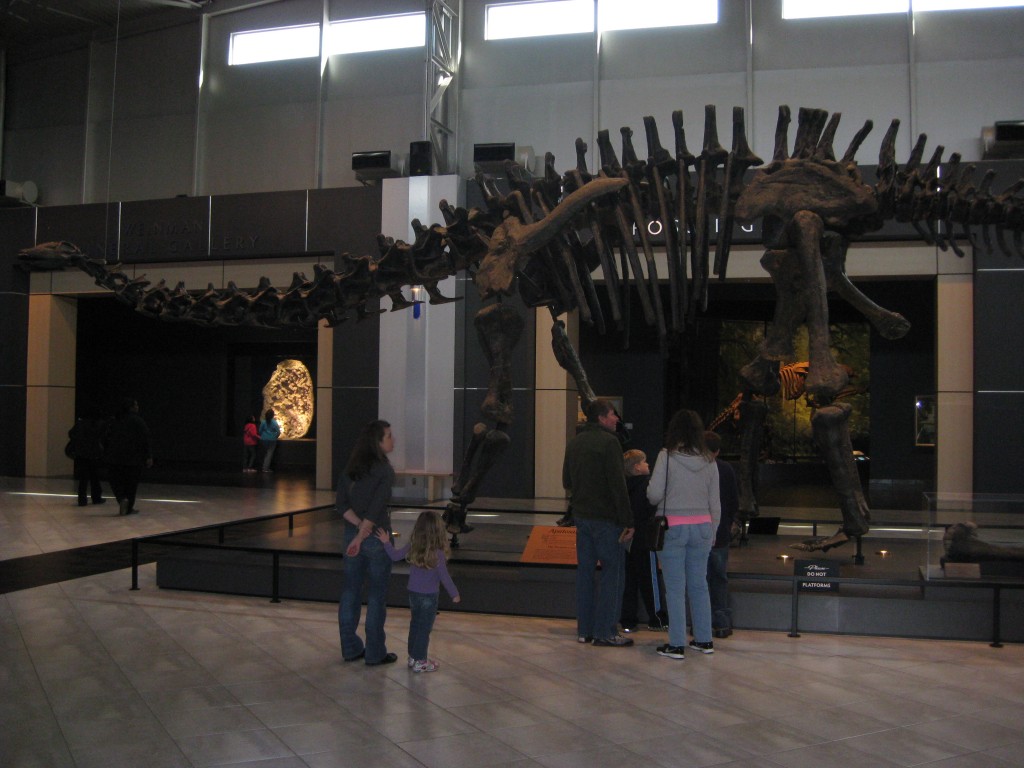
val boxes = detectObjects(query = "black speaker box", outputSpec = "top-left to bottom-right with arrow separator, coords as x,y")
351,150 -> 392,171
746,517 -> 781,535
473,142 -> 515,164
409,141 -> 432,176
995,121 -> 1024,142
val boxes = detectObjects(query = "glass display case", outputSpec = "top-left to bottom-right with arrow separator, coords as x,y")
923,493 -> 1024,580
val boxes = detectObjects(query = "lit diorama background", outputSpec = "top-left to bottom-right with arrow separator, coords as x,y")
73,297 -> 318,468
235,352 -> 317,441
713,321 -> 870,461
260,359 -> 314,439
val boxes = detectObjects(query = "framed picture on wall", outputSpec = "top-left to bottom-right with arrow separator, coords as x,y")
915,395 -> 936,448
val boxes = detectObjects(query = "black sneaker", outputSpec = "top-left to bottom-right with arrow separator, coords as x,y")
577,635 -> 593,644
656,644 -> 685,659
366,652 -> 398,666
647,621 -> 668,631
688,640 -> 714,654
621,625 -> 637,634
592,635 -> 634,647
712,628 -> 733,639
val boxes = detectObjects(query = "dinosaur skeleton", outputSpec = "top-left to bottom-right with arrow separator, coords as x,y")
20,105 -> 1024,552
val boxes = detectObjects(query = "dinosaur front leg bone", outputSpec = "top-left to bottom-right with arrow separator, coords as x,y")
444,425 -> 512,535
550,317 -> 596,410
737,398 -> 768,523
788,211 -> 848,398
792,402 -> 871,552
443,302 -> 525,536
475,303 -> 525,424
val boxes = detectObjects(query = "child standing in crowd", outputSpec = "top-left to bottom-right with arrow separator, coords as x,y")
621,449 -> 669,633
376,510 -> 460,673
242,415 -> 259,472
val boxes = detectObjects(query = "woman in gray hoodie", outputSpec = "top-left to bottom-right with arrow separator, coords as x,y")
647,409 -> 720,660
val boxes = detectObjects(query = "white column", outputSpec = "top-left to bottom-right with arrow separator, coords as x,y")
26,296 -> 77,477
936,266 -> 973,498
534,310 -> 576,499
378,175 -> 459,476
315,321 -> 333,490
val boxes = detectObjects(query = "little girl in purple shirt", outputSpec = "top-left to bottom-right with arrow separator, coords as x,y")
376,511 -> 460,672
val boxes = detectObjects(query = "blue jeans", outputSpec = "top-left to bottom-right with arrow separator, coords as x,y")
659,522 -> 713,646
260,440 -> 277,471
707,546 -> 731,631
408,591 -> 439,661
575,517 -> 626,640
338,530 -> 392,662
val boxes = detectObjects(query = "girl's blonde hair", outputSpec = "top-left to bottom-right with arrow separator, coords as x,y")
406,510 -> 450,568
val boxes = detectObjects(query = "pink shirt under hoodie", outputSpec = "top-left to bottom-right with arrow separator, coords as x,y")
646,448 -> 721,533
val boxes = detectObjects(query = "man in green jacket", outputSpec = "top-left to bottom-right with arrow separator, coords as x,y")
563,399 -> 634,647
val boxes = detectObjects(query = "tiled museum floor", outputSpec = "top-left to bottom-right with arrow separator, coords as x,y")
3,477 -> 1024,768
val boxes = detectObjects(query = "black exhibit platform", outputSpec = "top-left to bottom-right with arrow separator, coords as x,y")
150,502 -> 1024,644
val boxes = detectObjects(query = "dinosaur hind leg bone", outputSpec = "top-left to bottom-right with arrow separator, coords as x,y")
791,402 -> 871,552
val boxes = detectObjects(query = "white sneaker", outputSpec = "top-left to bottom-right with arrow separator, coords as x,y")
412,659 -> 439,673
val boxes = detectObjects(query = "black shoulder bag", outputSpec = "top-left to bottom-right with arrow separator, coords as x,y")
646,452 -> 669,551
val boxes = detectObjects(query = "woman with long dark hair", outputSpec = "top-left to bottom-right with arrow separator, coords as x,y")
647,409 -> 720,660
337,419 -> 397,665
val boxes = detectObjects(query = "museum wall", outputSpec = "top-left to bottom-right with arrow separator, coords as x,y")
4,2 -> 1024,207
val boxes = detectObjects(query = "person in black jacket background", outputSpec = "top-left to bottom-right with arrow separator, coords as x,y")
620,449 -> 669,633
104,398 -> 152,516
68,411 -> 107,507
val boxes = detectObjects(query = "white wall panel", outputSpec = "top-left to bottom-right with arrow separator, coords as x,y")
916,59 -> 1024,160
913,7 -> 1024,62
2,125 -> 86,206
377,176 -> 458,475
85,114 -> 198,203
752,2 -> 909,70
460,83 -> 593,175
599,3 -> 749,81
198,105 -> 318,195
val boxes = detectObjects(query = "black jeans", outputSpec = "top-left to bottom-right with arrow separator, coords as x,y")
108,464 -> 143,510
75,459 -> 104,504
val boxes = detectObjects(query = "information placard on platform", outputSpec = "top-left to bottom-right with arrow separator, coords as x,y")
520,526 -> 578,565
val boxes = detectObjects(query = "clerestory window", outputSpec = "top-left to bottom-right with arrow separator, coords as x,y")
229,13 -> 426,66
326,13 -> 426,55
229,24 -> 320,66
783,0 -> 1024,20
484,0 -> 718,41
